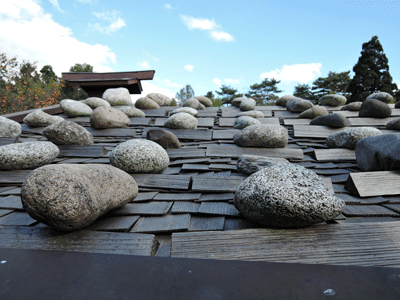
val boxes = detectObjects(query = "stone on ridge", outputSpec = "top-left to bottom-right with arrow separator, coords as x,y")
355,133 -> 400,171
359,98 -> 392,118
0,141 -> 59,170
43,121 -> 93,145
81,97 -> 111,109
240,98 -> 256,111
194,96 -> 213,107
310,113 -> 351,128
146,129 -> 181,149
366,92 -> 393,104
182,98 -> 205,110
90,106 -> 130,129
395,102 -> 400,109
164,112 -> 198,129
135,97 -> 161,109
340,102 -> 363,111
276,95 -> 296,107
386,118 -> 400,130
147,93 -> 171,106
326,127 -> 382,149
318,94 -> 347,106
233,124 -> 288,148
110,139 -> 169,173
233,116 -> 261,129
234,164 -> 345,228
170,107 -> 198,116
235,110 -> 265,118
117,106 -> 146,118
102,87 -> 132,106
286,97 -> 313,112
232,97 -> 245,107
237,155 -> 289,175
60,99 -> 93,118
299,106 -> 328,119
0,116 -> 22,137
21,164 -> 138,231
23,109 -> 64,127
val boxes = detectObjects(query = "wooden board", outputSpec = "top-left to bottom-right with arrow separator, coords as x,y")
336,194 -> 389,205
197,193 -> 235,202
129,118 -> 151,126
0,212 -> 37,226
171,201 -> 201,214
345,171 -> 400,197
212,129 -> 240,140
153,193 -> 202,201
166,149 -> 206,158
273,111 -> 300,118
191,176 -> 245,192
314,149 -> 356,162
58,145 -> 108,157
256,105 -> 287,111
140,108 -> 169,117
142,128 -> 213,141
110,202 -> 172,215
181,164 -> 210,171
209,163 -> 237,170
283,119 -> 311,125
154,118 -> 214,128
198,202 -> 241,216
197,108 -> 219,117
169,158 -> 210,166
132,174 -> 191,190
0,170 -> 32,185
219,118 -> 279,127
293,125 -> 344,138
342,205 -> 399,217
161,166 -> 182,175
0,195 -> 24,210
0,137 -> 17,146
132,192 -> 159,202
86,216 -> 140,232
206,145 -> 304,160
131,214 -> 191,233
85,127 -> 137,137
189,216 -> 225,231
349,117 -> 398,127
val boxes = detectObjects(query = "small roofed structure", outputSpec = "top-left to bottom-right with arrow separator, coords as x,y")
62,70 -> 155,98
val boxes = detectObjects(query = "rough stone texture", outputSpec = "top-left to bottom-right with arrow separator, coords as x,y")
286,97 -> 313,112
340,102 -> 363,111
318,94 -> 347,106
102,87 -> 132,106
60,99 -> 93,117
355,133 -> 400,171
366,92 -> 393,104
90,106 -> 130,129
182,98 -> 205,110
21,164 -> 138,231
0,142 -> 59,170
386,118 -> 400,130
276,95 -> 296,107
164,112 -> 198,129
299,106 -> 328,119
43,121 -> 94,145
194,96 -> 213,107
232,97 -> 245,107
359,98 -> 392,118
326,127 -> 382,149
240,98 -> 256,111
395,102 -> 400,109
146,129 -> 181,149
110,139 -> 169,173
233,116 -> 261,129
234,164 -> 345,228
147,93 -> 171,106
236,155 -> 289,175
135,97 -> 161,109
235,110 -> 265,118
0,116 -> 22,137
81,97 -> 111,109
233,124 -> 288,148
170,107 -> 198,116
117,106 -> 146,118
310,113 -> 351,128
23,109 -> 64,127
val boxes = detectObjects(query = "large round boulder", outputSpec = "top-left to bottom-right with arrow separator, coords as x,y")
340,102 -> 363,111
60,99 -> 92,117
21,164 -> 138,231
164,112 -> 198,129
182,98 -> 205,110
102,87 -> 132,106
239,98 -> 256,111
146,129 -> 181,149
81,97 -> 111,109
117,106 -> 146,118
233,124 -> 288,148
236,155 -> 289,175
110,139 -> 169,173
135,97 -> 160,109
299,106 -> 328,119
0,116 -> 22,137
276,95 -> 296,107
310,113 -> 351,128
366,92 -> 393,104
147,93 -> 171,106
23,109 -> 64,127
326,127 -> 382,149
286,97 -> 313,112
386,118 -> 400,130
359,98 -> 392,118
234,164 -> 345,228
90,106 -> 130,129
319,94 -> 347,106
194,96 -> 213,107
43,121 -> 93,145
233,116 -> 261,129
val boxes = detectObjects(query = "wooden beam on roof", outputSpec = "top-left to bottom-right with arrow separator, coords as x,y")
345,171 -> 400,197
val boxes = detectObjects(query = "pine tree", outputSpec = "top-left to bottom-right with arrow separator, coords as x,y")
347,36 -> 397,102
245,78 -> 282,105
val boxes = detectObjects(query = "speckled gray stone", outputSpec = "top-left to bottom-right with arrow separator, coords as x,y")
234,164 -> 345,228
276,95 -> 296,107
386,118 -> 400,130
194,96 -> 213,107
21,164 -> 138,231
0,142 -> 59,170
286,97 -> 313,112
146,129 -> 181,149
366,92 -> 393,104
319,94 -> 347,106
240,98 -> 256,111
81,97 -> 111,109
117,106 -> 146,118
135,97 -> 161,109
164,112 -> 198,129
232,97 -> 245,107
147,93 -> 171,106
237,155 -> 289,175
235,110 -> 265,118
23,109 -> 64,127
359,98 -> 392,118
170,107 -> 198,116
60,99 -> 93,117
43,121 -> 93,145
102,87 -> 132,106
233,116 -> 261,129
110,139 -> 169,173
182,98 -> 205,110
326,127 -> 382,149
340,102 -> 363,111
0,116 -> 22,137
310,113 -> 351,128
299,106 -> 328,119
233,124 -> 288,148
90,106 -> 130,129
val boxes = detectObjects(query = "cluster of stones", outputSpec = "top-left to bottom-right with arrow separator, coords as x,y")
135,93 -> 172,109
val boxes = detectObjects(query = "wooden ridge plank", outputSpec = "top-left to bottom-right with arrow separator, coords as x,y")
171,201 -> 201,214
197,193 -> 235,202
273,111 -> 300,118
181,164 -> 210,171
191,176 -> 245,192
0,137 -> 17,146
314,149 -> 356,162
0,212 -> 37,226
345,171 -> 400,197
132,192 -> 159,202
166,148 -> 206,158
86,216 -> 140,232
206,145 -> 304,160
142,128 -> 213,141
110,202 -> 172,215
198,202 -> 241,216
221,109 -> 241,118
349,117 -> 398,127
85,127 -> 137,137
209,163 -> 237,170
58,145 -> 108,158
342,205 -> 399,217
131,214 -> 191,233
132,174 -> 191,190
153,193 -> 202,201
256,106 -> 287,111
129,117 -> 151,126
189,216 -> 225,231
293,125 -> 343,138
212,129 -> 240,140
140,108 -> 170,117
283,119 -> 311,125
0,195 -> 23,210
169,158 -> 210,166
0,170 -> 32,185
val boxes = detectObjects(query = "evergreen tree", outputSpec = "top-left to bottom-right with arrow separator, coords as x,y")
69,63 -> 94,72
215,84 -> 243,106
347,36 -> 397,102
311,71 -> 351,99
245,78 -> 282,105
40,65 -> 58,84
175,84 -> 195,102
293,84 -> 318,101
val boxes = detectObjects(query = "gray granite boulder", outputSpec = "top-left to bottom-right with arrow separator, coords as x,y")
117,106 -> 145,118
0,142 -> 59,170
135,97 -> 160,109
355,133 -> 400,171
235,110 -> 264,118
146,129 -> 181,149
240,98 -> 256,111
276,95 -> 296,107
310,113 -> 351,128
359,98 -> 392,118
232,97 -> 245,107
164,112 -> 198,129
90,106 -> 130,129
147,93 -> 171,106
233,124 -> 288,148
21,164 -> 138,231
182,98 -> 205,110
319,94 -> 347,106
340,102 -> 363,111
60,99 -> 92,117
43,121 -> 93,145
170,107 -> 198,117
286,97 -> 313,112
0,116 -> 22,137
366,92 -> 393,104
81,97 -> 111,109
237,155 -> 289,175
110,139 -> 169,173
102,87 -> 132,106
23,109 -> 64,127
234,164 -> 345,228
299,106 -> 328,119
386,118 -> 400,130
194,96 -> 213,107
233,116 -> 261,129
326,127 -> 382,149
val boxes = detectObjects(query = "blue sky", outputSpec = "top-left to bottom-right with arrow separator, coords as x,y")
1,0 -> 399,101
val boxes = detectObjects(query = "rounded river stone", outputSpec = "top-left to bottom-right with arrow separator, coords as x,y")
81,97 -> 111,109
0,116 -> 22,137
135,97 -> 161,109
23,109 -> 64,127
194,96 -> 213,107
359,98 -> 392,118
235,110 -> 264,118
366,92 -> 393,104
276,95 -> 296,107
43,120 -> 94,145
286,97 -> 313,112
319,94 -> 347,106
164,112 -> 198,129
310,113 -> 351,128
117,106 -> 146,118
233,116 -> 261,129
147,93 -> 171,106
102,87 -> 132,106
340,102 -> 363,111
60,99 -> 92,117
299,106 -> 328,119
170,107 -> 198,117
90,106 -> 130,129
233,124 -> 288,148
326,127 -> 382,149
240,98 -> 256,111
183,98 -> 205,110
236,155 -> 289,175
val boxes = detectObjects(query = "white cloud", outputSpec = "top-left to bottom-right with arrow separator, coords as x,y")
138,61 -> 150,68
224,78 -> 240,84
76,0 -> 96,3
49,0 -> 63,12
163,4 -> 174,10
90,10 -> 126,34
184,65 -> 194,72
130,81 -> 175,103
145,52 -> 160,62
210,31 -> 234,42
213,78 -> 221,86
180,15 -> 217,30
0,1 -> 116,76
260,63 -> 322,84
164,79 -> 183,88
